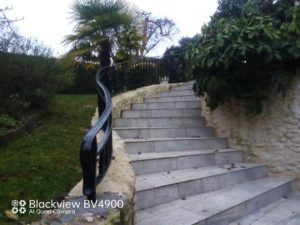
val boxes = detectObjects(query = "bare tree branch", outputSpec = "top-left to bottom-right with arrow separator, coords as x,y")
0,6 -> 23,32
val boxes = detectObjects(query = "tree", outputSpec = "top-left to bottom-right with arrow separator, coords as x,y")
138,13 -> 178,57
162,37 -> 196,83
0,6 -> 21,31
64,0 -> 178,66
64,0 -> 142,67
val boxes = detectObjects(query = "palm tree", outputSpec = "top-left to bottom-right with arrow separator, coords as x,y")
63,0 -> 141,67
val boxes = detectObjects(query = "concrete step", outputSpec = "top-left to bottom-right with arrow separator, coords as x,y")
144,95 -> 199,103
159,90 -> 194,97
230,192 -> 300,225
121,108 -> 201,118
124,137 -> 228,154
130,149 -> 243,175
136,163 -> 267,210
114,126 -> 214,139
114,117 -> 205,128
132,100 -> 201,110
136,177 -> 294,225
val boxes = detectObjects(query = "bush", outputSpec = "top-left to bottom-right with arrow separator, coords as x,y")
163,37 -> 196,83
187,0 -> 300,113
62,63 -> 98,94
0,52 -> 73,117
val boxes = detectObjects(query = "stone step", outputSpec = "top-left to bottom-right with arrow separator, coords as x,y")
124,137 -> 228,154
159,90 -> 194,97
229,192 -> 300,225
132,101 -> 201,110
135,163 -> 267,210
114,117 -> 205,128
114,126 -> 214,139
130,149 -> 243,175
121,108 -> 201,118
144,95 -> 199,103
136,177 -> 294,225
172,84 -> 194,91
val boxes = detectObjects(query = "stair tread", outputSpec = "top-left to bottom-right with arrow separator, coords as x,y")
122,108 -> 200,112
124,137 -> 224,142
229,192 -> 300,225
145,94 -> 197,98
114,126 -> 210,130
136,162 -> 264,192
133,100 -> 201,104
129,149 -> 238,161
136,177 -> 293,225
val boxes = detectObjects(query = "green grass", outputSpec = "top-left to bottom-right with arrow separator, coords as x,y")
0,94 -> 97,224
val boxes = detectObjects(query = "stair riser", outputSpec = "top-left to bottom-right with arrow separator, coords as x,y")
159,90 -> 194,97
114,117 -> 205,128
203,181 -> 294,225
172,85 -> 193,91
144,95 -> 199,103
122,109 -> 201,118
131,151 -> 243,175
132,101 -> 201,110
115,127 -> 214,139
125,138 -> 228,154
136,166 -> 267,210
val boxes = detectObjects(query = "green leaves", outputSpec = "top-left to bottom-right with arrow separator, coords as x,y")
186,1 -> 300,114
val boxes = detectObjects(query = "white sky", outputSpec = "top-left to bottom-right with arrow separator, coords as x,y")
1,0 -> 218,57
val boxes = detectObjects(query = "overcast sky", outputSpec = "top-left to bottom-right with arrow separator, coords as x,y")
1,0 -> 218,56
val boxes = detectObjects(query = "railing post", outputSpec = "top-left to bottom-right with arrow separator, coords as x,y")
80,138 -> 97,202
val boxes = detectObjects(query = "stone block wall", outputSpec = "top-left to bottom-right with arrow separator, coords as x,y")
200,70 -> 300,188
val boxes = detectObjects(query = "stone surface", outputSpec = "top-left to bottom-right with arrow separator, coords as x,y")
132,100 -> 201,110
136,177 -> 293,225
124,137 -> 228,153
200,70 -> 300,188
130,149 -> 243,175
114,126 -> 214,139
114,117 -> 205,128
135,163 -> 266,209
111,83 -> 181,119
144,95 -> 199,103
229,192 -> 300,225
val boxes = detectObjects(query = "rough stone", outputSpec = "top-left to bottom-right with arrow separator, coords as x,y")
200,69 -> 300,189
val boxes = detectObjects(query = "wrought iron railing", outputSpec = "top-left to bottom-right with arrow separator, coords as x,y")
80,55 -> 187,201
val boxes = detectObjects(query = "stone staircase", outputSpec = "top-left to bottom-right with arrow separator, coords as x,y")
113,82 -> 299,225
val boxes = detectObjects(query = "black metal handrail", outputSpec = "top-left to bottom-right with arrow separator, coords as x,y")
80,67 -> 113,202
80,54 -> 188,201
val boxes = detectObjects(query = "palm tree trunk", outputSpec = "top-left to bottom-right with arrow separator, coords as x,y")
100,39 -> 112,67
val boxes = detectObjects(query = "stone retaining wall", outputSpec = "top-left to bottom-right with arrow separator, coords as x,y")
200,70 -> 300,188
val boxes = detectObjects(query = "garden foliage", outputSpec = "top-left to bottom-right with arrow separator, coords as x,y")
187,0 -> 300,113
0,33 -> 73,124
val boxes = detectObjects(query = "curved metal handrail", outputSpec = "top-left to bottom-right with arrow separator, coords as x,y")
80,67 -> 113,201
80,54 -> 187,201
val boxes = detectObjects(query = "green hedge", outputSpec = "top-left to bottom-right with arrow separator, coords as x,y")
62,64 -> 98,94
0,52 -> 72,117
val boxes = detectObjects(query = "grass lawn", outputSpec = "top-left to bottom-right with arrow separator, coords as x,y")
0,94 -> 97,224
